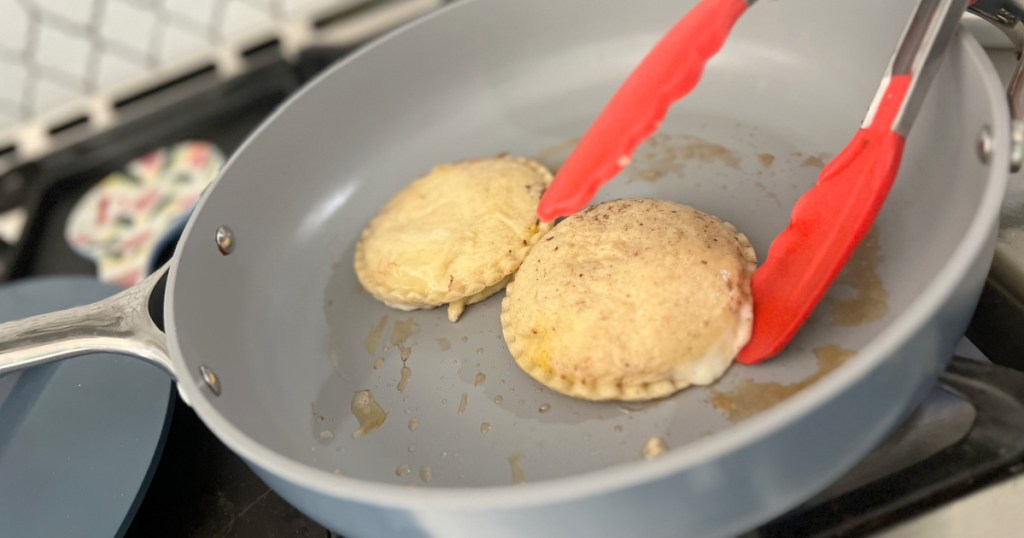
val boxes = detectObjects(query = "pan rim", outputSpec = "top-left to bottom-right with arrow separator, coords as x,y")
166,5 -> 1010,511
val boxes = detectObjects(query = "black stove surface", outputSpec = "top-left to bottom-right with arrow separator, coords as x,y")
3,43 -> 1024,538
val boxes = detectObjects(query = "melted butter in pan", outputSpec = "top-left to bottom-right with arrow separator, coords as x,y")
710,345 -> 856,422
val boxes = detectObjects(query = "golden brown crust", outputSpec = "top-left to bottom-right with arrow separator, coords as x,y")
355,156 -> 552,321
501,198 -> 756,401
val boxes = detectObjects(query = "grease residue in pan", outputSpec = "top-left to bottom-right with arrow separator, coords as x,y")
314,116 -> 884,488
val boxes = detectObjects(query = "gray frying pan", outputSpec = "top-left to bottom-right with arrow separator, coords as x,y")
0,0 -> 1012,536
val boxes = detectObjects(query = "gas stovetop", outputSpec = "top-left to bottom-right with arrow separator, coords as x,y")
2,8 -> 1024,537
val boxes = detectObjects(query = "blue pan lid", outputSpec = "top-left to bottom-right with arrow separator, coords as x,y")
0,276 -> 173,537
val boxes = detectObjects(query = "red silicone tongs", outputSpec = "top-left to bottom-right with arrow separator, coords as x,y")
537,0 -> 754,219
537,0 -> 969,364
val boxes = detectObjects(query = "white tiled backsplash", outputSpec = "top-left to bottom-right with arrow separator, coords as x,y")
0,0 -> 442,162
1,0 -> 345,127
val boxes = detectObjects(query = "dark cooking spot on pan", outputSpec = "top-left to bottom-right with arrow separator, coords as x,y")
709,345 -> 856,421
508,452 -> 526,485
830,228 -> 889,326
628,133 -> 742,183
351,389 -> 387,439
390,318 -> 418,362
801,155 -> 826,168
365,314 -> 390,356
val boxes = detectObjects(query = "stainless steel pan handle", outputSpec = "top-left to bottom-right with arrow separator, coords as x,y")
0,265 -> 174,378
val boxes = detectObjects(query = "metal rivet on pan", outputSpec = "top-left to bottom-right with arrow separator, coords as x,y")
199,365 -> 221,395
215,225 -> 234,255
978,126 -> 993,164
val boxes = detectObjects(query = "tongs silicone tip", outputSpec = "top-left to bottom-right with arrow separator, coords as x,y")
737,75 -> 911,364
536,0 -> 750,222
537,0 -> 969,365
739,0 -> 968,364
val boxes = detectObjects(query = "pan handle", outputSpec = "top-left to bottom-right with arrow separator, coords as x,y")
0,264 -> 174,379
969,0 -> 1024,171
